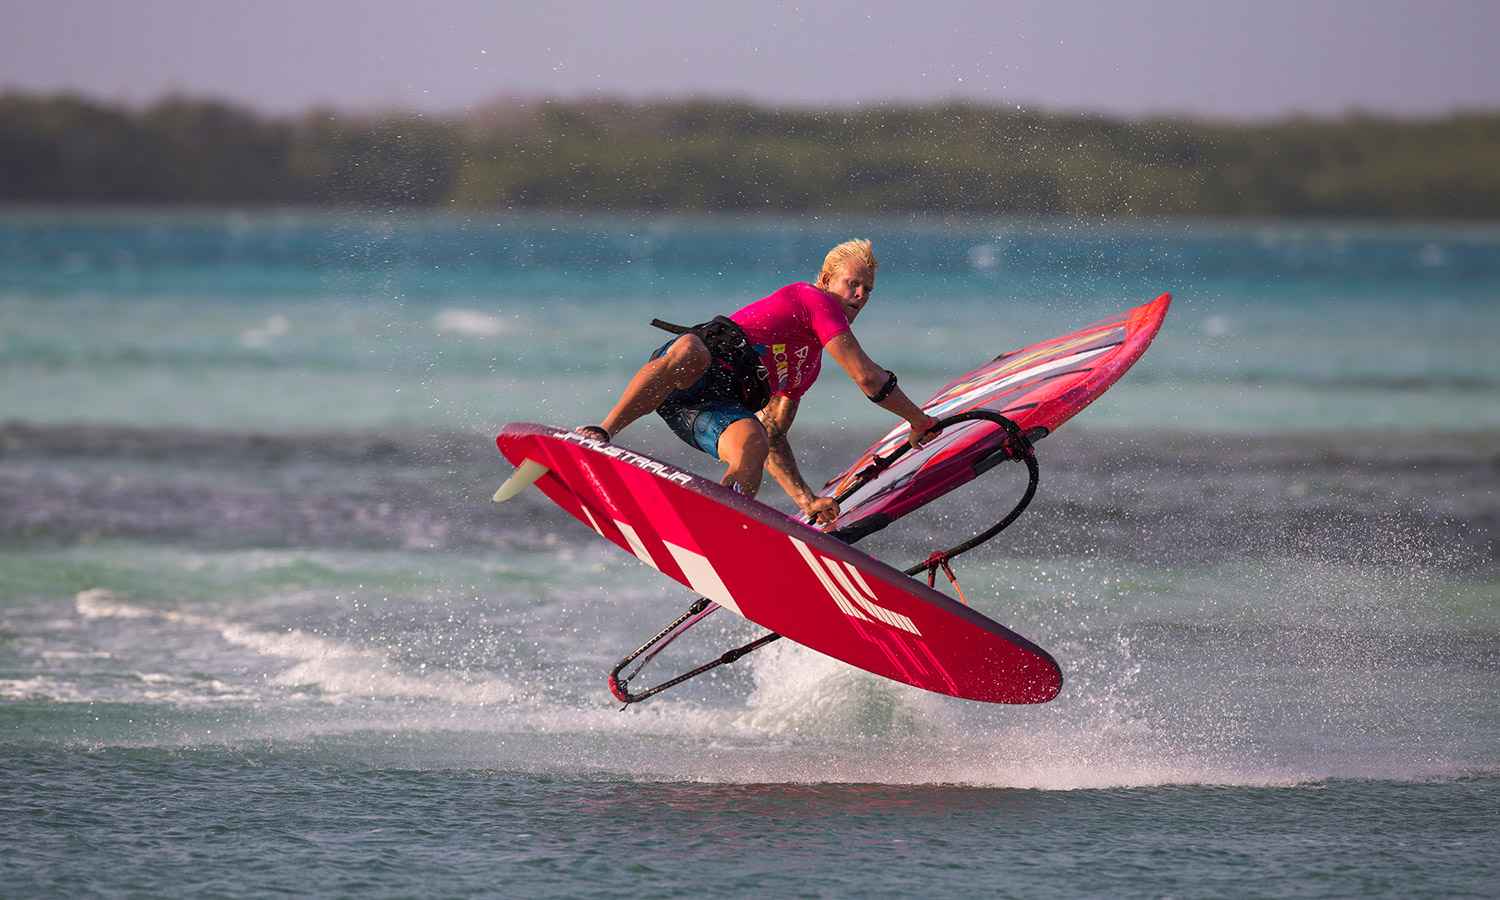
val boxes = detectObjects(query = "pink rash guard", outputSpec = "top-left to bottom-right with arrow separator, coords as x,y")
730,283 -> 852,402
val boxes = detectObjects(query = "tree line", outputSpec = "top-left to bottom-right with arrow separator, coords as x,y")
3,91 -> 1498,218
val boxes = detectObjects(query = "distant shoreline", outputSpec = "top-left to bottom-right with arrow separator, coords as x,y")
4,92 -> 1499,219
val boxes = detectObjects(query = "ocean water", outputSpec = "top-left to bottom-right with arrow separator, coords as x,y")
2,208 -> 1498,898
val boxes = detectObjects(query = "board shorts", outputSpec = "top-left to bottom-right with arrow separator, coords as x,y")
650,338 -> 758,457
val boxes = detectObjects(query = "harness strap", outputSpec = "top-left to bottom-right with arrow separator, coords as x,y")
647,316 -> 771,412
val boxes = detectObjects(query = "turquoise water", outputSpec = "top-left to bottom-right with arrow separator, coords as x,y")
2,209 -> 1498,898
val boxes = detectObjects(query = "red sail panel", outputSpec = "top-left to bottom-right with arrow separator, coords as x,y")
823,293 -> 1171,534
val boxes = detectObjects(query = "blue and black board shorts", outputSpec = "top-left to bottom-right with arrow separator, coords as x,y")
650,337 -> 758,457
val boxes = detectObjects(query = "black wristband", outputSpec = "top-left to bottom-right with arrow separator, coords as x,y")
868,370 -> 897,403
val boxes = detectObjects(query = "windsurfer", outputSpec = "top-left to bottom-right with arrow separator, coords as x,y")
576,239 -> 940,524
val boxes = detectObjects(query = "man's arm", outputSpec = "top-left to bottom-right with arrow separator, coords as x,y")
758,393 -> 840,525
824,332 -> 940,445
759,331 -> 938,526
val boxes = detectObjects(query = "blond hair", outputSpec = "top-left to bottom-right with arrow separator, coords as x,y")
817,239 -> 878,286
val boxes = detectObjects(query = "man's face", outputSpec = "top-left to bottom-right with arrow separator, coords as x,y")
821,258 -> 875,324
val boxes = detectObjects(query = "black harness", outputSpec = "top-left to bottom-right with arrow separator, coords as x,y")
650,316 -> 773,413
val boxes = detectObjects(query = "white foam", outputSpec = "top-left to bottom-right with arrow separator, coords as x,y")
239,314 -> 289,348
737,640 -> 935,739
219,621 -> 519,706
0,676 -> 88,702
433,308 -> 505,337
76,588 -> 154,619
1202,314 -> 1233,337
67,588 -> 521,709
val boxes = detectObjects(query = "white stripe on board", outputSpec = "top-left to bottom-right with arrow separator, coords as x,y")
615,520 -> 657,569
663,542 -> 743,617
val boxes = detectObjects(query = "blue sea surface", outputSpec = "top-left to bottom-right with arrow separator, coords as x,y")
1,209 -> 1497,898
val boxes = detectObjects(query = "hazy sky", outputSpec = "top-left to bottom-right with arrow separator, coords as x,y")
3,0 -> 1497,119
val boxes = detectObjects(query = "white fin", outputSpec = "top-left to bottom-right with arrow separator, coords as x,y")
492,458 -> 550,502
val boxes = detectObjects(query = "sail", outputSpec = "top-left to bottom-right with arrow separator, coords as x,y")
822,293 -> 1171,537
